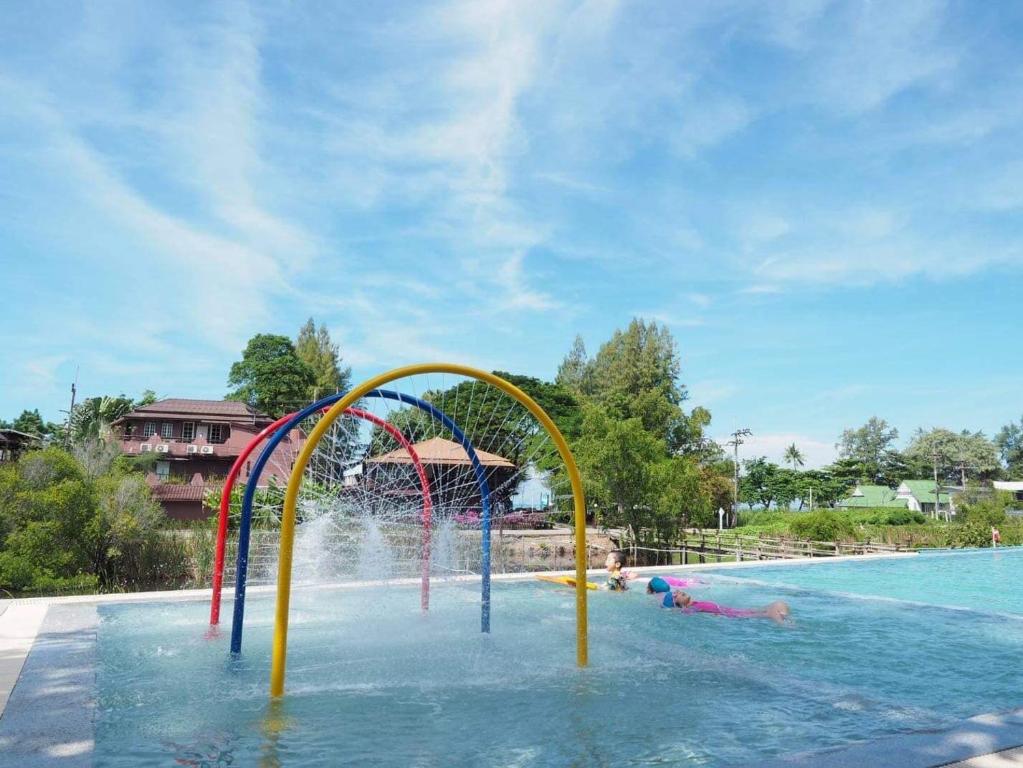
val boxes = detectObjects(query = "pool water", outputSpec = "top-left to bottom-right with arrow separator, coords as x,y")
708,548 -> 1023,615
95,551 -> 1023,766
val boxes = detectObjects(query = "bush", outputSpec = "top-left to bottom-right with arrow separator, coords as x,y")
0,447 -> 195,595
854,508 -> 927,526
789,511 -> 854,541
955,489 -> 1012,528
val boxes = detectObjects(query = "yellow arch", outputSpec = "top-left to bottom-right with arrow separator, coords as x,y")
270,363 -> 588,697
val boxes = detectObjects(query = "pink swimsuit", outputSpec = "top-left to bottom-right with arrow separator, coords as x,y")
685,600 -> 759,618
661,576 -> 703,588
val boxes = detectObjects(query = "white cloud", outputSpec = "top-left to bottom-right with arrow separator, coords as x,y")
717,432 -> 836,469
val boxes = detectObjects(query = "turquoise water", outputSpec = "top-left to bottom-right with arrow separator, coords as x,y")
95,551 -> 1023,766
710,548 -> 1023,615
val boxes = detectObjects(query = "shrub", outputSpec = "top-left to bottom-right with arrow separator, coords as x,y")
789,511 -> 854,541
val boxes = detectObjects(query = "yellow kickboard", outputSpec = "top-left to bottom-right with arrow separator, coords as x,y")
536,574 -> 599,590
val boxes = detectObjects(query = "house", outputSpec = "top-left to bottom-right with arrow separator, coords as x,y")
0,429 -> 41,463
993,481 -> 1023,503
836,484 -> 909,509
111,399 -> 303,520
896,480 -> 954,517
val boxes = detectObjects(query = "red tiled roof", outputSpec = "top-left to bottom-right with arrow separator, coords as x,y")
150,484 -> 207,502
115,399 -> 272,425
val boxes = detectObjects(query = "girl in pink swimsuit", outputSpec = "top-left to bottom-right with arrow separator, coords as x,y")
662,590 -> 791,624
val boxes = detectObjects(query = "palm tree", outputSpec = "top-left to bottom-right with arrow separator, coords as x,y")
70,395 -> 134,443
784,443 -> 805,471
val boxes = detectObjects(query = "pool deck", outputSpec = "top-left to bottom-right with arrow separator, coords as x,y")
3,551 -> 1023,767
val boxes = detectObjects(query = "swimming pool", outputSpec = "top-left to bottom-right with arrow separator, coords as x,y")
78,550 -> 1023,766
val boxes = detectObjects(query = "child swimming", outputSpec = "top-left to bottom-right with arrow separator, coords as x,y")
646,575 -> 705,594
661,589 -> 791,625
604,551 -> 636,591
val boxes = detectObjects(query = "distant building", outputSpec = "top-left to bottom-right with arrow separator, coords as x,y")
836,484 -> 909,509
896,480 -> 954,516
0,429 -> 41,463
111,399 -> 303,520
993,481 -> 1023,504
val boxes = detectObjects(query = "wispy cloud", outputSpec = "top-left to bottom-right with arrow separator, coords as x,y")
717,432 -> 837,470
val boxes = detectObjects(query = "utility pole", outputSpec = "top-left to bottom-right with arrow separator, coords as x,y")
62,367 -> 79,449
726,428 -> 752,527
932,450 -> 942,521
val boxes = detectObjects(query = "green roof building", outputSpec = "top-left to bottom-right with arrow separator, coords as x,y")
897,480 -> 953,516
836,485 -> 909,509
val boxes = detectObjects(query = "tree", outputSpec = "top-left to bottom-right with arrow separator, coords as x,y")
799,469 -> 849,509
669,406 -> 723,463
295,318 -> 351,401
837,417 -> 903,485
581,319 -> 689,448
555,335 -> 589,392
227,334 -> 316,418
904,428 -> 1001,484
137,390 -> 158,407
651,457 -> 712,539
12,409 -> 46,436
69,396 -> 134,444
573,406 -> 664,534
995,416 -> 1023,476
739,457 -> 781,509
783,443 -> 805,470
6,409 -> 61,440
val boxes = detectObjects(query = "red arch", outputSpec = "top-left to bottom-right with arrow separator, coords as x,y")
209,406 -> 433,625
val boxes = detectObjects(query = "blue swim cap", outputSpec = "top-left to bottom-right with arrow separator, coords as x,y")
662,591 -> 674,608
649,576 -> 670,593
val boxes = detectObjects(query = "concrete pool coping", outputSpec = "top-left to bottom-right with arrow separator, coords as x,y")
2,550 -> 1022,767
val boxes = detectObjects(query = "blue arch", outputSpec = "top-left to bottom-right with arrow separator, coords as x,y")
229,389 -> 493,654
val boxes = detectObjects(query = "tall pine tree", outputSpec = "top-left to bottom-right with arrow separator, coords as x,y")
295,318 -> 352,400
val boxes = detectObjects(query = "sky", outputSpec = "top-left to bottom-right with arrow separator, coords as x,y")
1,0 -> 1021,468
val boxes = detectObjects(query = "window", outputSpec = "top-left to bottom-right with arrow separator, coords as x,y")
143,422 -> 156,438
160,423 -> 174,439
123,423 -> 135,438
209,424 -> 225,443
156,461 -> 170,480
181,422 -> 195,442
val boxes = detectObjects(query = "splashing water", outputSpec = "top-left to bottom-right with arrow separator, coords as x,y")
357,517 -> 395,582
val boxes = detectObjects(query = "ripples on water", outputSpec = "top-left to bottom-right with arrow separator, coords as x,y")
95,550 -> 1023,766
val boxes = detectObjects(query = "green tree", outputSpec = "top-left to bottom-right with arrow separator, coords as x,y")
12,409 -> 46,435
739,457 -> 781,509
783,443 -> 805,470
0,447 -> 184,594
837,417 -> 903,485
573,406 -> 664,534
295,318 -> 352,401
69,396 -> 134,444
555,335 -> 589,392
903,428 -> 1001,484
995,416 -> 1023,476
227,334 -> 316,418
582,318 -> 689,448
137,389 -> 158,407
802,468 -> 851,509
651,456 -> 712,539
494,371 -> 583,442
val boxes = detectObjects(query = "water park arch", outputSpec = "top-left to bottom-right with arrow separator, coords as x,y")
229,388 -> 496,655
208,405 -> 433,627
270,363 -> 588,698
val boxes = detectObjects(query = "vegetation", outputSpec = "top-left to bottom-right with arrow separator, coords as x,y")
227,334 -> 316,418
0,446 -> 200,595
558,319 -> 729,558
295,317 -> 352,401
994,415 -> 1023,477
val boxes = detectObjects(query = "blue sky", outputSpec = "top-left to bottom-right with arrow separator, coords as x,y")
1,0 -> 1021,467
